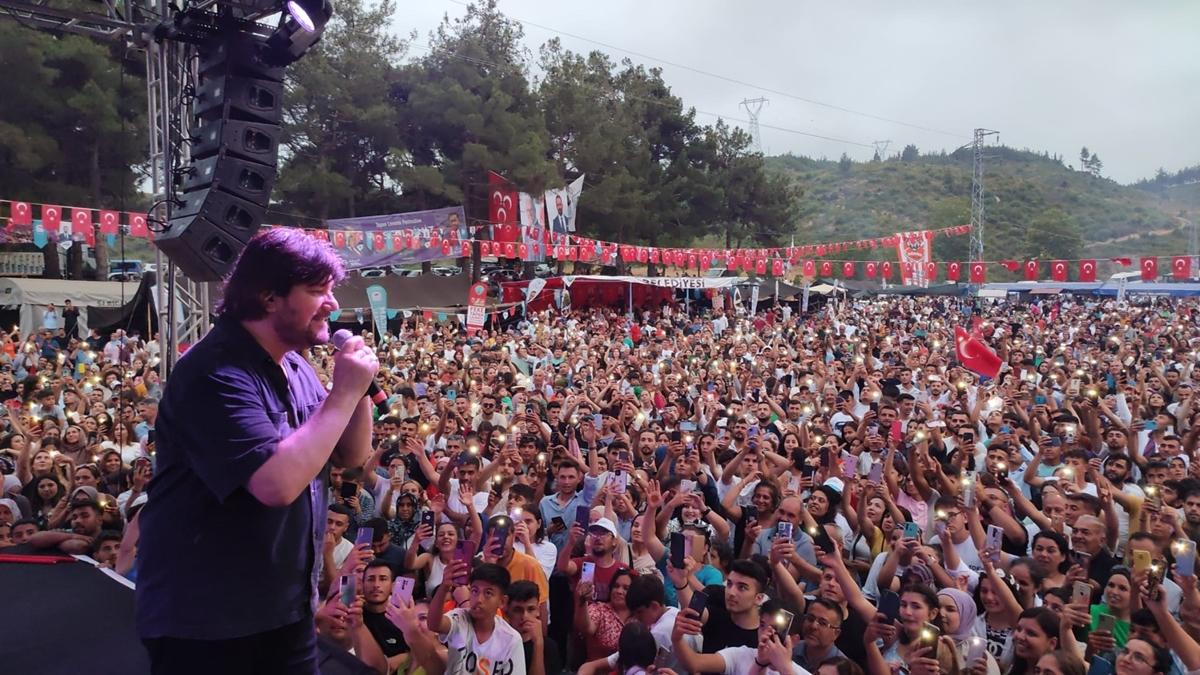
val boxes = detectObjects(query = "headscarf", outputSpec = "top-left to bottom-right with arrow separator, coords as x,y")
938,587 -> 978,642
0,497 -> 22,523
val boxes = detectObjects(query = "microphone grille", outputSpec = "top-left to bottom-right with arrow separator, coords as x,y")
330,329 -> 353,350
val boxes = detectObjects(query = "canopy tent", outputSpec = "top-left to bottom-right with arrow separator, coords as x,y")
0,277 -> 140,337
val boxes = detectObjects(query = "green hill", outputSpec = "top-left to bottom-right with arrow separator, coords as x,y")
765,147 -> 1196,262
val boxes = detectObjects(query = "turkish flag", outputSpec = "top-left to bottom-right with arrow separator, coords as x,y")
312,229 -> 329,242
880,261 -> 893,279
819,261 -> 833,277
99,210 -> 119,235
728,257 -> 740,272
391,232 -> 406,250
1173,256 -> 1192,280
71,207 -> 93,235
128,213 -> 149,237
461,241 -> 473,258
1141,256 -> 1158,281
969,262 -> 986,283
773,259 -> 785,276
404,233 -> 415,249
480,241 -> 492,257
1079,259 -> 1097,282
1050,260 -> 1069,282
1024,260 -> 1039,281
567,246 -> 578,261
443,240 -> 455,257
755,259 -> 767,275
517,243 -> 529,260
902,262 -> 914,281
946,261 -> 961,281
1111,257 -> 1132,267
999,260 -> 1020,273
10,202 -> 32,226
924,261 -> 938,281
503,242 -> 517,259
954,326 -> 1002,379
842,261 -> 855,278
865,261 -> 878,279
802,260 -> 816,276
43,205 -> 62,230
333,231 -> 346,248
687,253 -> 698,269
372,231 -> 386,251
634,247 -> 646,263
429,232 -> 441,249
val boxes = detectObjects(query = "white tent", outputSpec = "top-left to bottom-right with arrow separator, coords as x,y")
0,278 -> 133,337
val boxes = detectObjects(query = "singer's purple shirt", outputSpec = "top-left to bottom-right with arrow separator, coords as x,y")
136,316 -> 330,640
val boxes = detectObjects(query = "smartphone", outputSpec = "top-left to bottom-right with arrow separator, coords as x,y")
966,636 -> 987,667
421,511 -> 435,530
354,527 -> 374,548
999,424 -> 1012,435
580,561 -> 596,585
868,461 -> 884,483
592,413 -> 604,431
687,589 -> 709,617
490,516 -> 512,550
986,525 -> 1004,562
1034,394 -> 1047,405
575,505 -> 591,528
1072,580 -> 1092,606
842,456 -> 857,479
962,472 -> 976,507
1144,420 -> 1158,432
1148,562 -> 1165,589
669,430 -> 683,443
525,404 -> 535,416
776,521 -> 794,541
392,576 -> 415,605
339,574 -> 357,606
1177,539 -> 1198,577
801,465 -> 818,481
918,622 -> 941,649
551,516 -> 566,532
878,590 -> 901,623
1133,550 -> 1152,575
748,426 -> 760,438
670,532 -> 686,569
453,541 -> 476,584
889,420 -> 903,442
903,522 -> 920,539
1070,550 -> 1091,569
1097,613 -> 1117,634
617,450 -> 632,465
610,469 -> 628,494
771,609 -> 795,637
810,524 -> 836,553
447,389 -> 457,401
415,382 -> 428,397
340,481 -> 359,499
744,505 -> 759,522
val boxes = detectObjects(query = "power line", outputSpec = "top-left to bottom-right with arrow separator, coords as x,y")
443,0 -> 966,140
407,42 -> 875,149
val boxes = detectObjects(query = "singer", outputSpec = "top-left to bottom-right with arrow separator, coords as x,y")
135,228 -> 378,675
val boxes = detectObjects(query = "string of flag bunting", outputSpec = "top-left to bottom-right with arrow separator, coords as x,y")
3,199 -> 1193,283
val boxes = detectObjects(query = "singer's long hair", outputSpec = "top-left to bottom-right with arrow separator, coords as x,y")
218,227 -> 345,321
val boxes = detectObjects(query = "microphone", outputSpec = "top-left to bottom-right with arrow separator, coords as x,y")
331,329 -> 389,411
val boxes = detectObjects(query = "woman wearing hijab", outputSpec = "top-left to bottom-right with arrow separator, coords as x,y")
938,588 -> 1001,675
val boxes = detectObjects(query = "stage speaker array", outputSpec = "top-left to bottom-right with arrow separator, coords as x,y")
154,33 -> 284,281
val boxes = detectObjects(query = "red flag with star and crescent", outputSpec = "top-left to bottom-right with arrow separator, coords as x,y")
955,326 -> 1002,379
9,202 -> 32,226
1141,256 -> 1158,281
946,261 -> 961,281
1050,260 -> 1068,282
865,261 -> 878,279
1024,260 -> 1039,281
1172,256 -> 1191,280
1079,259 -> 1097,282
969,262 -> 986,284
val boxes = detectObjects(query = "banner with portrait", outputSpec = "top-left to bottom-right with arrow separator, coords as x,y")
324,206 -> 467,269
896,230 -> 932,287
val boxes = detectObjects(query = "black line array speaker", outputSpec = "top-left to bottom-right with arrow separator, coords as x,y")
155,31 -> 284,282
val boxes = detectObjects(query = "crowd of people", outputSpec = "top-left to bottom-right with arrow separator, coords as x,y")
5,287 -> 1200,675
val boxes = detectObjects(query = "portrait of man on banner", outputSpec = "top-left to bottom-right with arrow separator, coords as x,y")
545,187 -> 570,235
444,210 -> 468,242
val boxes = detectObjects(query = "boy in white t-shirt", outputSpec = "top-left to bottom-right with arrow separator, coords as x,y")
672,599 -> 811,675
428,560 -> 526,675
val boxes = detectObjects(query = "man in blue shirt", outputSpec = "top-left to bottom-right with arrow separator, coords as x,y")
539,458 -> 597,548
135,229 -> 378,675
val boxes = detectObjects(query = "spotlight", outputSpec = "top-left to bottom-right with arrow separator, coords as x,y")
266,0 -> 332,66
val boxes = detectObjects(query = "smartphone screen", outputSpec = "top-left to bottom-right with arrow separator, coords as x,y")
580,561 -> 596,585
1177,540 -> 1198,577
421,511 -> 435,529
771,609 -> 795,637
339,574 -> 356,606
842,456 -> 857,479
687,589 -> 709,617
903,522 -> 920,539
918,622 -> 941,649
592,413 -> 604,431
340,481 -> 358,499
776,521 -> 794,541
878,590 -> 901,623
354,527 -> 374,547
670,532 -> 686,569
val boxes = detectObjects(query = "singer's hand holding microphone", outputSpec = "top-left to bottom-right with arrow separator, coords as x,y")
329,329 -> 381,404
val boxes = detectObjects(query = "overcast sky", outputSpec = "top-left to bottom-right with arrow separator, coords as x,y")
394,0 -> 1200,184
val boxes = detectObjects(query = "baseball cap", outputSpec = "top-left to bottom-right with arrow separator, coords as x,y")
588,517 -> 619,537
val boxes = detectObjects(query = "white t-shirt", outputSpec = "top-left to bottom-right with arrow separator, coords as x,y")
332,537 -> 354,570
606,606 -> 701,673
440,607 -> 526,675
717,645 -> 810,675
445,478 -> 490,520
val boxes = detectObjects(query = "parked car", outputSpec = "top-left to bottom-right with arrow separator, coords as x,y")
432,265 -> 462,277
534,263 -> 554,278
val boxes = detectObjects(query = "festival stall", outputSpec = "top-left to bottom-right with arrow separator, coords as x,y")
0,277 -> 137,336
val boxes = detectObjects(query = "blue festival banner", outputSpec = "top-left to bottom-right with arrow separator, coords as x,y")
324,206 -> 468,269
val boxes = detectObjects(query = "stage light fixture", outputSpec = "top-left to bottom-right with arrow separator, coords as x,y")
265,0 -> 331,65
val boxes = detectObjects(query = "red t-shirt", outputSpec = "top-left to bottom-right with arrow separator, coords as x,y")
570,556 -> 629,604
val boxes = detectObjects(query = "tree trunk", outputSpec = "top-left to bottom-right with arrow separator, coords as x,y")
68,242 -> 84,279
93,226 -> 109,281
